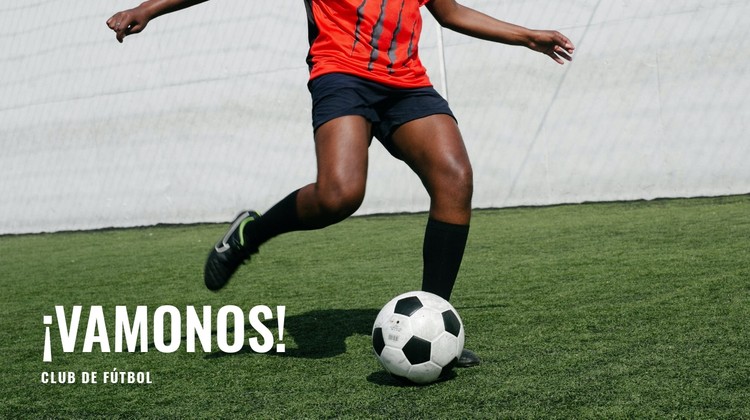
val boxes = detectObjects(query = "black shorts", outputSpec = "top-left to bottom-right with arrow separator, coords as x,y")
309,73 -> 456,158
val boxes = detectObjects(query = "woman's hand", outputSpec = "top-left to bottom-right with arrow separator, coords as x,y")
526,30 -> 575,65
106,7 -> 152,43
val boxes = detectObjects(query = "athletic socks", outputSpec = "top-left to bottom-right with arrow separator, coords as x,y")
421,218 -> 470,301
243,192 -> 469,301
241,190 -> 309,250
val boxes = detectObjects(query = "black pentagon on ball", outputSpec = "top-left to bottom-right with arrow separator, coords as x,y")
394,296 -> 423,317
402,336 -> 431,365
372,327 -> 385,356
441,310 -> 461,336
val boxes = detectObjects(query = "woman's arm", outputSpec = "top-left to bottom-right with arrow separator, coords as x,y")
106,0 -> 209,43
426,0 -> 574,64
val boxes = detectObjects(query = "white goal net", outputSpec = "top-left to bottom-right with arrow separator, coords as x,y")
1,1 -> 748,234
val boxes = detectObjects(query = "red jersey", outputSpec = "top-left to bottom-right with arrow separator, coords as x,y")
304,0 -> 433,88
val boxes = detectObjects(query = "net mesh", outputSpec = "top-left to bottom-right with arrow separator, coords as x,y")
1,1 -> 748,234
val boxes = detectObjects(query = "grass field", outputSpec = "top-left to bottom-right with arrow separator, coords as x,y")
1,195 -> 748,418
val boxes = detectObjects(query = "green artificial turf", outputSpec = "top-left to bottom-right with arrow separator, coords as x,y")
1,195 -> 748,418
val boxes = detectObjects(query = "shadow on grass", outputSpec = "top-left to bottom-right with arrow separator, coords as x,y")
199,307 -> 464,387
365,369 -> 458,387
204,308 -> 379,360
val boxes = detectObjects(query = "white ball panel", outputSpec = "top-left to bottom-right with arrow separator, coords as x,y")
416,292 -> 453,312
408,307 -> 445,341
431,332 -> 461,366
380,314 -> 414,350
379,346 -> 411,377
407,361 -> 443,384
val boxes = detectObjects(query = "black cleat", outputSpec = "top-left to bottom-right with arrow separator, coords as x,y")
204,211 -> 260,291
456,348 -> 481,368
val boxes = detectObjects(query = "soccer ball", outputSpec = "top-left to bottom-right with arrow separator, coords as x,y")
372,291 -> 465,384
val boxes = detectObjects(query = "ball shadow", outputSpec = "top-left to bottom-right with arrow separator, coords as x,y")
366,369 -> 458,387
204,308 -> 379,360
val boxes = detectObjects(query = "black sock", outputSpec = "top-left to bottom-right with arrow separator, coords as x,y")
242,190 -> 309,250
421,218 -> 470,301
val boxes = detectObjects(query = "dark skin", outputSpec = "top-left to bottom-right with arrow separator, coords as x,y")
107,0 -> 575,227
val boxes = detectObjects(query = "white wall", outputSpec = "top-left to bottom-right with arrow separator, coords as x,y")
1,1 -> 748,234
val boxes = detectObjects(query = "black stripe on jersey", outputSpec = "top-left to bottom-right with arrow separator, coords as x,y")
304,0 -> 319,71
352,0 -> 368,54
386,0 -> 406,74
368,0 -> 388,71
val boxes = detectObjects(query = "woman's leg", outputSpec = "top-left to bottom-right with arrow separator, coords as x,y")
390,114 -> 480,367
390,114 -> 473,301
296,116 -> 372,228
204,115 -> 372,290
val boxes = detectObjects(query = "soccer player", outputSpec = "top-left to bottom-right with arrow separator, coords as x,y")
108,0 -> 574,368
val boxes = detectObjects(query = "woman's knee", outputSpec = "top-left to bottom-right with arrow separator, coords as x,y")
434,156 -> 474,204
315,180 -> 365,221
453,159 -> 474,196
